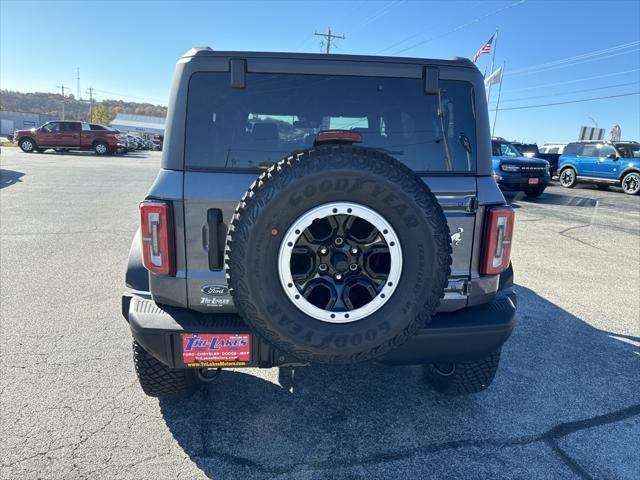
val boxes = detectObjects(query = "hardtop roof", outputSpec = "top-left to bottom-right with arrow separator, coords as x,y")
180,47 -> 477,69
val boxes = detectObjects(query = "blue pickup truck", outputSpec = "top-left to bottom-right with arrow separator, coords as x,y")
558,141 -> 640,195
491,138 -> 551,197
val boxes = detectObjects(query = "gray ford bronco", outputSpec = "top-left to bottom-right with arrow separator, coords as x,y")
122,47 -> 517,399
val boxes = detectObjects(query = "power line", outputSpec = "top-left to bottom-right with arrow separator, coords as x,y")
351,0 -> 404,33
378,0 -> 526,55
314,28 -> 345,54
499,68 -> 640,93
489,91 -> 639,111
92,88 -> 164,104
505,47 -> 640,78
490,81 -> 640,104
506,40 -> 640,76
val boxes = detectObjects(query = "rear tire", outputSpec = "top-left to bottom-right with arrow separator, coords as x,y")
423,350 -> 501,395
524,186 -> 545,198
94,141 -> 110,156
621,172 -> 640,195
19,138 -> 36,153
132,341 -> 198,399
559,168 -> 577,188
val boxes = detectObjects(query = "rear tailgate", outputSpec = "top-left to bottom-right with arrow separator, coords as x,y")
182,172 -> 476,314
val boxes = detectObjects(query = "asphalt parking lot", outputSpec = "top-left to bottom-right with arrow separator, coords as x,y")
1,149 -> 639,479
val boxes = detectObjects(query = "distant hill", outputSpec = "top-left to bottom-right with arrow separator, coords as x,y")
0,90 -> 167,122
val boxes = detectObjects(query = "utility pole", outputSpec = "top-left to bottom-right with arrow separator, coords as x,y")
314,27 -> 345,54
86,87 -> 95,121
76,68 -> 81,100
56,85 -> 68,120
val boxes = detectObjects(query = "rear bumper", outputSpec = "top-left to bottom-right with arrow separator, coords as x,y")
122,290 -> 517,368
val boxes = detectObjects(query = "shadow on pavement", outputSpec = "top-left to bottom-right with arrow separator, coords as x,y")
159,285 -> 639,479
504,190 -> 598,208
0,169 -> 25,189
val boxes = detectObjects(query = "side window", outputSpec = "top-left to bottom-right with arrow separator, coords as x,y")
578,145 -> 598,157
562,143 -> 581,156
42,122 -> 60,133
598,145 -> 616,158
548,147 -> 559,154
82,123 -> 91,131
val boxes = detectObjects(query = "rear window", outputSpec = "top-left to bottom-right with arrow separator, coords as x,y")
185,72 -> 477,172
563,143 -> 581,155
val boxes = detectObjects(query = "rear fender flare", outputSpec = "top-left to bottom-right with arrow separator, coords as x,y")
125,229 -> 149,292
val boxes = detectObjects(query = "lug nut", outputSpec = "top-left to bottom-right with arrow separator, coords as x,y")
350,247 -> 358,255
349,263 -> 358,271
334,237 -> 344,246
334,273 -> 343,281
319,247 -> 328,255
318,263 -> 328,272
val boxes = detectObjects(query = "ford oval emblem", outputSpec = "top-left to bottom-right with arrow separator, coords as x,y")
201,284 -> 229,296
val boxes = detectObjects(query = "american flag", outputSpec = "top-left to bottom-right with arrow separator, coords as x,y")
472,34 -> 496,63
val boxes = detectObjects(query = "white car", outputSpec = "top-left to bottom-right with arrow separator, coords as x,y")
539,144 -> 565,154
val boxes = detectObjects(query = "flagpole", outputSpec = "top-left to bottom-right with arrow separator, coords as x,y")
486,29 -> 498,104
492,61 -> 505,137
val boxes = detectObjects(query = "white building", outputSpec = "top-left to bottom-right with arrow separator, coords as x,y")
110,113 -> 165,136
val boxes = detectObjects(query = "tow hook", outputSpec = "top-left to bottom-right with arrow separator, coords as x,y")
196,367 -> 222,383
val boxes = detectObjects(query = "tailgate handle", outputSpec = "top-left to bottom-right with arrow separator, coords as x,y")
206,209 -> 225,270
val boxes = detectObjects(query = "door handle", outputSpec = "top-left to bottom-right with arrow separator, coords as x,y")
206,209 -> 225,270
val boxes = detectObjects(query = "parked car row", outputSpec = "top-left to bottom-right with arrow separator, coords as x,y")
491,138 -> 640,196
121,134 -> 161,151
11,120 -> 163,155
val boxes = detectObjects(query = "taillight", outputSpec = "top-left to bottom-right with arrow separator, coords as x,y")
139,201 -> 173,275
482,206 -> 515,275
314,130 -> 362,145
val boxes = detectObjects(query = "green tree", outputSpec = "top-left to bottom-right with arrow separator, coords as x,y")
91,104 -> 111,125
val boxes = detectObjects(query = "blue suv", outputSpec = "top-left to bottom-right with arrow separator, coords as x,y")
491,138 -> 550,197
558,141 -> 640,195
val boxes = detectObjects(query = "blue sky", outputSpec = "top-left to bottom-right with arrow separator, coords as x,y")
1,0 -> 639,144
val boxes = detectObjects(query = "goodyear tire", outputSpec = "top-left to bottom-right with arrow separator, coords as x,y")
423,349 -> 501,395
132,341 -> 198,398
226,145 -> 451,364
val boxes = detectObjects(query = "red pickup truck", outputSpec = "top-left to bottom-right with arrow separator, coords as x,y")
14,121 -> 127,156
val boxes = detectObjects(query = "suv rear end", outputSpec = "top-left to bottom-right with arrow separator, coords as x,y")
122,48 -> 517,398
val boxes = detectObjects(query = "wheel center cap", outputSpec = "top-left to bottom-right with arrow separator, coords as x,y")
331,251 -> 349,271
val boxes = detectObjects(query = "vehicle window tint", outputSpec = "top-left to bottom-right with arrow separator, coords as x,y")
598,145 -> 617,158
548,147 -> 559,154
563,143 -> 581,155
578,145 -> 599,157
616,144 -> 640,158
82,123 -> 91,131
42,122 -> 60,133
185,72 -> 477,172
492,141 -> 519,157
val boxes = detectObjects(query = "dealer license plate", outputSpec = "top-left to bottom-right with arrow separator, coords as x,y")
528,177 -> 540,185
182,333 -> 251,367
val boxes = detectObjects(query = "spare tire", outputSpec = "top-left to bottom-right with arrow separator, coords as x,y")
226,145 -> 451,364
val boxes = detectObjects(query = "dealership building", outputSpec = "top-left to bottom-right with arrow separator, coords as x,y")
0,110 -> 58,136
110,113 -> 165,136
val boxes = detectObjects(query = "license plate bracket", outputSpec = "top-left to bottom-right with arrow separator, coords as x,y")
528,177 -> 540,185
181,333 -> 251,367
